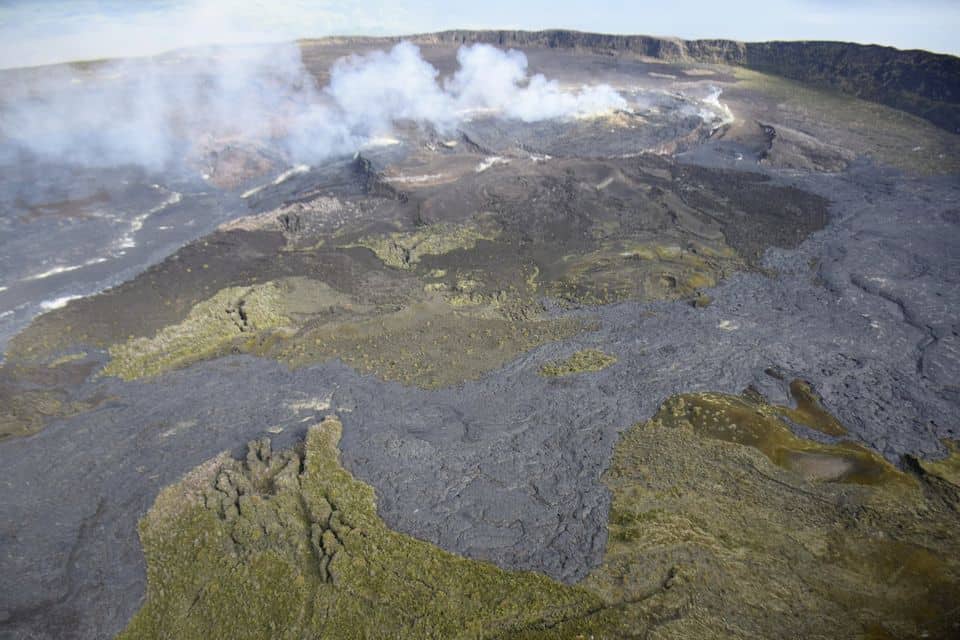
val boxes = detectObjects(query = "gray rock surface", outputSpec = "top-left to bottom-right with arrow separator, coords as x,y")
1,148 -> 958,638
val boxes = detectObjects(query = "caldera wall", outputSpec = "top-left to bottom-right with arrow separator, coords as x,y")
402,29 -> 960,133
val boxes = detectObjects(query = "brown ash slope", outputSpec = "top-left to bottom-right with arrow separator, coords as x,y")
0,35 -> 959,640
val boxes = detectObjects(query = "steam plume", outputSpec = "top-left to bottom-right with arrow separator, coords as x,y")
0,41 -> 627,173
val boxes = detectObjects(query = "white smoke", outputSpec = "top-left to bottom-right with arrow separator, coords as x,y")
0,40 -> 627,173
0,43 -> 318,170
444,44 -> 626,121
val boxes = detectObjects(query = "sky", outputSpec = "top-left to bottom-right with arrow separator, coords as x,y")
1,0 -> 958,69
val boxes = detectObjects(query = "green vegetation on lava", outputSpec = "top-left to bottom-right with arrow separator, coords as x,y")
539,349 -> 617,377
123,388 -> 960,639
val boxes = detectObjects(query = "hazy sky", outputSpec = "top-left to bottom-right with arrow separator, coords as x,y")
1,0 -> 958,69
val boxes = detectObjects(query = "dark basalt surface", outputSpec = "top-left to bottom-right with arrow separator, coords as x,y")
1,155 -> 958,638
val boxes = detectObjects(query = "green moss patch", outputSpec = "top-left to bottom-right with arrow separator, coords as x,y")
102,282 -> 292,380
775,378 -> 847,436
0,384 -> 108,440
587,391 -> 960,638
919,439 -> 960,487
120,416 -> 604,639
654,391 -> 895,485
352,218 -> 501,270
550,241 -> 737,307
272,300 -> 586,390
539,349 -> 617,377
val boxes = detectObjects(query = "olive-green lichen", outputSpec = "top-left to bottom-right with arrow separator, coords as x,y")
0,383 -> 106,440
353,219 -> 501,270
0,388 -> 67,440
46,352 -> 88,368
539,349 -> 617,377
96,269 -> 583,389
123,390 -> 960,639
119,416 -> 605,639
103,282 -> 291,380
551,241 -> 738,306
419,264 -> 545,323
653,390 -> 899,485
124,397 -> 960,639
585,390 -> 960,639
774,378 -> 847,436
919,439 -> 960,487
271,300 -> 586,389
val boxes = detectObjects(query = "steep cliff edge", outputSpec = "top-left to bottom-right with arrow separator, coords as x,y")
405,30 -> 960,133
739,41 -> 960,134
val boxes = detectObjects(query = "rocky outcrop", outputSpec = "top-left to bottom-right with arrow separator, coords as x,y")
350,153 -> 408,203
405,30 -> 960,133
757,121 -> 856,173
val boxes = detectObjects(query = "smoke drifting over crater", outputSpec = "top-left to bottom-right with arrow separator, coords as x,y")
0,40 -> 626,173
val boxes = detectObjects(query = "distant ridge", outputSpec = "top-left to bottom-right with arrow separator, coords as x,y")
307,30 -> 959,134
